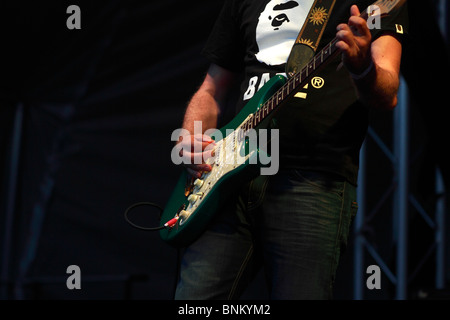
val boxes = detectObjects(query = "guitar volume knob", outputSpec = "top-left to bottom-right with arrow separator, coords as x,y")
178,209 -> 191,226
193,178 -> 204,188
187,194 -> 198,203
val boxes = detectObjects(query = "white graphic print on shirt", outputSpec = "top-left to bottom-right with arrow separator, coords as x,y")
255,0 -> 314,66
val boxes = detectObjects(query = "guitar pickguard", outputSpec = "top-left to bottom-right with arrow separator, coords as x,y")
178,125 -> 257,226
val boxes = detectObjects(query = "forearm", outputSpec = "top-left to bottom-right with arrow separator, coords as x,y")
176,64 -> 236,176
181,63 -> 236,135
182,88 -> 221,134
336,6 -> 402,111
352,58 -> 400,110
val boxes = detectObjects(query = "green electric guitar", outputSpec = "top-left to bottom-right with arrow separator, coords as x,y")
159,0 -> 405,247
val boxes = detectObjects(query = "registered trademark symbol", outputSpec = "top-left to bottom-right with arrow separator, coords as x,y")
311,76 -> 324,89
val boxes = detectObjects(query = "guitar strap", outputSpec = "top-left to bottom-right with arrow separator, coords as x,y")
286,0 -> 337,77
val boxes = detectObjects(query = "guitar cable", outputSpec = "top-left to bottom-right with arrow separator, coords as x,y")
124,201 -> 179,231
124,201 -> 182,299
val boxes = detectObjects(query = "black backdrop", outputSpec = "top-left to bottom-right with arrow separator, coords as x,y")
1,0 -> 229,300
1,0 -> 449,300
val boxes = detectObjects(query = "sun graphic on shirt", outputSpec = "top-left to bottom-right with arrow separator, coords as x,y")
309,7 -> 328,25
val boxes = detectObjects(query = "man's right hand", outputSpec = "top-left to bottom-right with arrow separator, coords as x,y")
178,134 -> 215,178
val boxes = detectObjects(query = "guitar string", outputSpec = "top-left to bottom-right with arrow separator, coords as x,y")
236,36 -> 339,140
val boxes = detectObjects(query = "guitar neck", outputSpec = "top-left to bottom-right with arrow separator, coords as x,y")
241,37 -> 340,133
239,0 -> 406,134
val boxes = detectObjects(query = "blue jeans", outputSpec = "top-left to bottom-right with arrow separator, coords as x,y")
174,169 -> 358,300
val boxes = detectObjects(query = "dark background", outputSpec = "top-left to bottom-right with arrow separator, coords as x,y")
1,0 -> 449,300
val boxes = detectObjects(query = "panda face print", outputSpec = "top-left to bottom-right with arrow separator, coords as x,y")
255,0 -> 314,66
269,1 -> 298,30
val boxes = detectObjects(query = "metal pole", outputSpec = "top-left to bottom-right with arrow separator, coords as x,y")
1,103 -> 24,299
354,139 -> 367,300
435,0 -> 447,292
438,0 -> 447,40
394,76 -> 409,300
435,168 -> 446,289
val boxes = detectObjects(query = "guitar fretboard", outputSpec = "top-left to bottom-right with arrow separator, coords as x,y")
239,37 -> 340,136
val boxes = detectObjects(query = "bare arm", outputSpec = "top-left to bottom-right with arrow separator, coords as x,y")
336,5 -> 402,110
182,63 -> 238,133
178,63 -> 238,177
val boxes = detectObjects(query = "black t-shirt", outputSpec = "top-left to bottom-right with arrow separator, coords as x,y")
202,0 -> 408,185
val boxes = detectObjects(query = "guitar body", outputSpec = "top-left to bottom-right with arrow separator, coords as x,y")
159,75 -> 287,247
